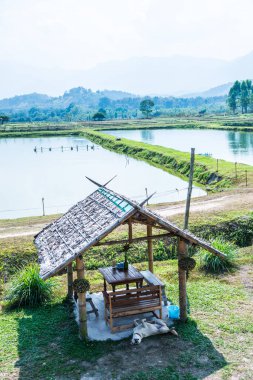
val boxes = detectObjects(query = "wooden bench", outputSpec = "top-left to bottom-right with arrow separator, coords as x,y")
140,270 -> 168,306
103,285 -> 162,333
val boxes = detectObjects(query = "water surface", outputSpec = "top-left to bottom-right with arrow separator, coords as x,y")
105,128 -> 253,165
0,136 -> 205,218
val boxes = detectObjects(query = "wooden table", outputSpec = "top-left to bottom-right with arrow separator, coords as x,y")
98,265 -> 144,292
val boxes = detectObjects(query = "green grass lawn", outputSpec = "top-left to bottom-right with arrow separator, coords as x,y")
1,248 -> 252,380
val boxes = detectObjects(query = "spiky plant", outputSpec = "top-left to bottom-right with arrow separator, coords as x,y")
5,264 -> 56,308
199,238 -> 238,274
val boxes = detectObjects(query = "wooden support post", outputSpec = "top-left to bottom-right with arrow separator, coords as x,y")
178,238 -> 187,322
128,218 -> 133,243
179,148 -> 195,322
76,255 -> 87,340
184,148 -> 195,230
67,262 -> 73,299
147,224 -> 153,273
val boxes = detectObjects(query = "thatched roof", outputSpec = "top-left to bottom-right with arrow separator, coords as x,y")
35,185 -> 225,279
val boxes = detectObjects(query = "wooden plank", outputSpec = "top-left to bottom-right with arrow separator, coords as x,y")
140,270 -> 164,286
106,285 -> 160,296
109,296 -> 160,308
98,265 -> 144,285
112,305 -> 162,318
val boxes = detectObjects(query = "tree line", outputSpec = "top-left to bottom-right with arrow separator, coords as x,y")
0,86 -> 227,123
228,80 -> 253,114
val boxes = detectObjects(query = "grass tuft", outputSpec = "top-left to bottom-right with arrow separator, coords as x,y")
199,238 -> 238,274
4,264 -> 57,308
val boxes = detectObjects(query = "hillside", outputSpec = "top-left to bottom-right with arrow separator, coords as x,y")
0,87 -> 138,111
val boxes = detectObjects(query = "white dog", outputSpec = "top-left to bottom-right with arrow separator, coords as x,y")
131,318 -> 178,345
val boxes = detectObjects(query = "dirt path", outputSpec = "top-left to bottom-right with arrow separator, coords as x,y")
0,188 -> 252,239
155,188 -> 253,218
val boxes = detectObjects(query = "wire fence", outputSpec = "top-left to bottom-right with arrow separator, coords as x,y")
0,186 -> 202,217
33,144 -> 98,153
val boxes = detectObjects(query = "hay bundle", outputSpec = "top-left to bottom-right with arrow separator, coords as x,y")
73,278 -> 90,293
179,257 -> 196,272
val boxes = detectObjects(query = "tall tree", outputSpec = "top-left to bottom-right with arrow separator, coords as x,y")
240,80 -> 250,113
228,81 -> 241,113
228,79 -> 253,114
228,93 -> 237,114
140,99 -> 154,118
0,115 -> 9,124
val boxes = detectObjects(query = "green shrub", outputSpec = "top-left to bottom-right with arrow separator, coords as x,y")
0,239 -> 37,282
199,238 -> 238,274
5,264 -> 56,308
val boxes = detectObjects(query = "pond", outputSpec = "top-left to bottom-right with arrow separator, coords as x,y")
0,136 -> 205,218
105,128 -> 253,166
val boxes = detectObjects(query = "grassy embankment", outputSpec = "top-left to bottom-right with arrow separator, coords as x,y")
2,114 -> 253,137
82,129 -> 253,190
88,114 -> 253,132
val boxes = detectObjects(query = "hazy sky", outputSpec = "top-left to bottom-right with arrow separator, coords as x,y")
1,0 -> 253,70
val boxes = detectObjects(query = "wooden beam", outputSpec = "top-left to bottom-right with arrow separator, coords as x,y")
76,255 -> 87,340
178,238 -> 187,322
147,224 -> 154,273
67,263 -> 73,299
95,233 -> 172,246
129,219 -> 168,230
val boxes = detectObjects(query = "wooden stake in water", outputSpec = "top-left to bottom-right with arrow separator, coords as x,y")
42,197 -> 45,216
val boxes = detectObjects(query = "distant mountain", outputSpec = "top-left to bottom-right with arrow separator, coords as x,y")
0,93 -> 53,110
184,82 -> 233,98
1,51 -> 253,98
0,87 -> 138,111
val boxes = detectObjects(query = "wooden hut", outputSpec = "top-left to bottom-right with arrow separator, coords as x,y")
35,179 -> 225,339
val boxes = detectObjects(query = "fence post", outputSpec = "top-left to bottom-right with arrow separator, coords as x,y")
145,188 -> 149,205
245,170 -> 248,187
216,158 -> 219,173
235,162 -> 237,179
42,197 -> 45,216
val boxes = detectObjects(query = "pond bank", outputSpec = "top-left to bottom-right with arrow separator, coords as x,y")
83,129 -> 253,190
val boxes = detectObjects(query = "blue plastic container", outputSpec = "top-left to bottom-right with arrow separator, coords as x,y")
168,305 -> 180,319
116,262 -> 125,270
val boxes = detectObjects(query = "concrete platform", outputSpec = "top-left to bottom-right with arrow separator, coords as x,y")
79,292 -> 174,341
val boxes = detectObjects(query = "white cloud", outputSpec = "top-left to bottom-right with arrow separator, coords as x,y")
0,0 -> 253,70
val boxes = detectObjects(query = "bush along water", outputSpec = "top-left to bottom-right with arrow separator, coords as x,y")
5,264 -> 56,308
199,238 -> 238,274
